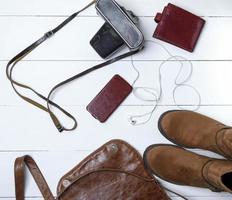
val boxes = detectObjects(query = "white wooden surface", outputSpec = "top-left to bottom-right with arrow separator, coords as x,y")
1,0 -> 232,199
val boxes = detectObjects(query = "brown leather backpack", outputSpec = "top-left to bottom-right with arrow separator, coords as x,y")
14,140 -> 170,200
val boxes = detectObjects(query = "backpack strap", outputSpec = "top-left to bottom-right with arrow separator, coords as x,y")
14,155 -> 55,200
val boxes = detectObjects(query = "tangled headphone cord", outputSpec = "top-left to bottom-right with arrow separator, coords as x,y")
129,40 -> 201,126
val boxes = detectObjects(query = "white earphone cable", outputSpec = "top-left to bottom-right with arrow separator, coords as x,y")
129,40 -> 201,125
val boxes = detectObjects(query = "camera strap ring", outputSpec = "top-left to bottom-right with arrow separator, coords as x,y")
6,0 -> 141,132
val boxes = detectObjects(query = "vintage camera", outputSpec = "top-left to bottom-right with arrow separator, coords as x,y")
90,0 -> 144,59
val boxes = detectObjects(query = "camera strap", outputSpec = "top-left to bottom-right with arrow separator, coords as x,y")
6,0 -> 141,132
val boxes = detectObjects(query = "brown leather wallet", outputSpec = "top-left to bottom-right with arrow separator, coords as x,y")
86,74 -> 132,122
153,3 -> 205,52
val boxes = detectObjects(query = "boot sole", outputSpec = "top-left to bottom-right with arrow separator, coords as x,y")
158,110 -> 197,149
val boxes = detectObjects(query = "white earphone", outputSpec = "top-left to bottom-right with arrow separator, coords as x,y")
128,40 -> 201,126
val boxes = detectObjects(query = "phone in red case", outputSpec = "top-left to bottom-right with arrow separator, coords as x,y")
86,75 -> 132,122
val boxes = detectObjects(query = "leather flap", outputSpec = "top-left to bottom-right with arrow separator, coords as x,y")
56,139 -> 154,195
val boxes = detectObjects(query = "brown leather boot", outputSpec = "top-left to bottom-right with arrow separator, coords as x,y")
158,110 -> 232,159
143,144 -> 232,193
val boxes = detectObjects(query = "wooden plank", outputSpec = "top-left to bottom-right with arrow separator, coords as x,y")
1,198 -> 229,200
1,198 -> 230,200
0,150 -> 230,198
0,0 -> 232,16
1,1 -> 232,199
1,61 -> 232,106
3,198 -> 230,200
1,105 -> 232,151
1,17 -> 232,61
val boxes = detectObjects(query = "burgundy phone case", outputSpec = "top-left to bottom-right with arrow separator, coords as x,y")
153,3 -> 205,52
86,75 -> 132,122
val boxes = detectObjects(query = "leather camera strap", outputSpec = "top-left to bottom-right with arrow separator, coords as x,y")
6,0 -> 140,132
